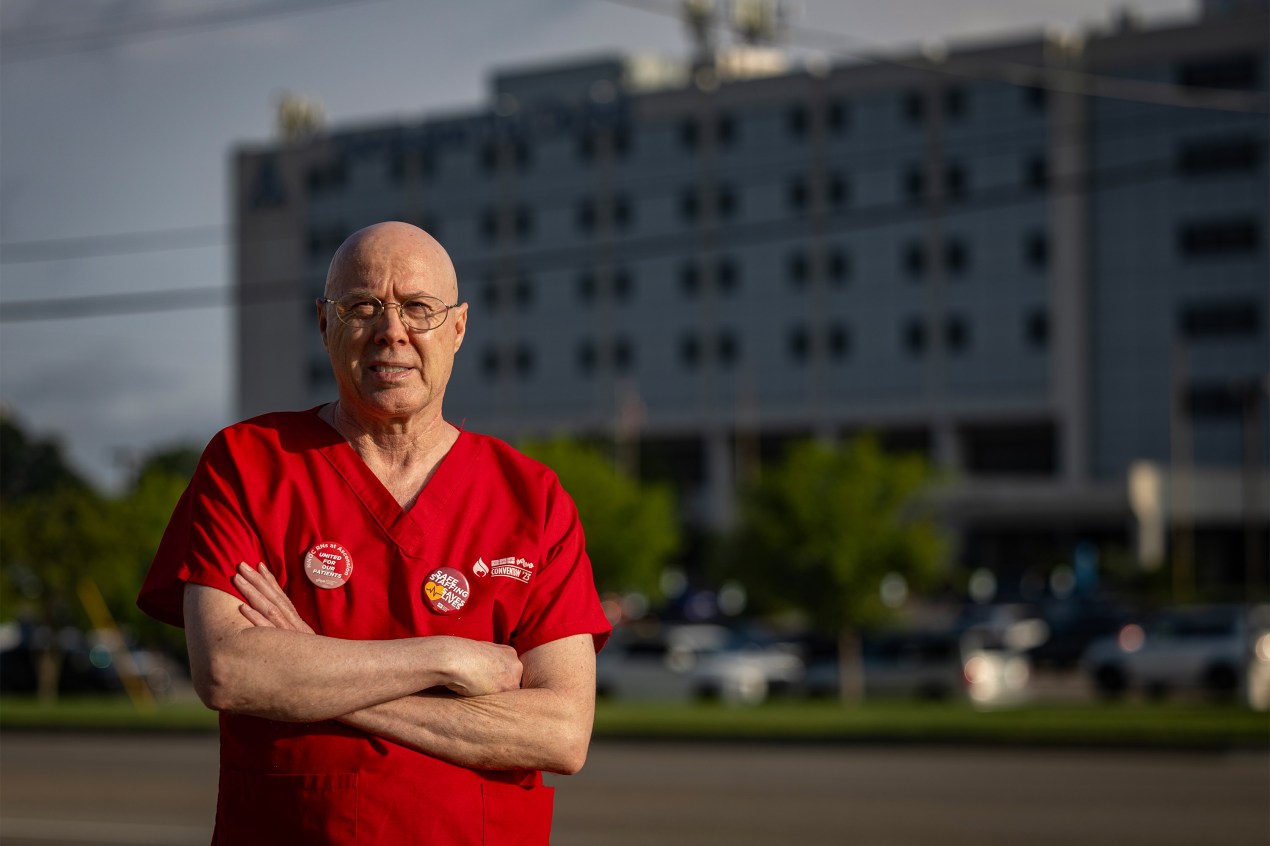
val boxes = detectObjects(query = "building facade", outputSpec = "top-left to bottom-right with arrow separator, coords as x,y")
234,2 -> 1269,597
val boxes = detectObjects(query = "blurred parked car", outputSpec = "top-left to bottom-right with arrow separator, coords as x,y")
800,624 -> 1031,706
596,622 -> 803,705
1081,604 -> 1270,707
1026,599 -> 1136,669
0,621 -> 182,699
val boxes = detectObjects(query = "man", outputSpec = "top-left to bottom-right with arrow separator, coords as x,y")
138,222 -> 611,844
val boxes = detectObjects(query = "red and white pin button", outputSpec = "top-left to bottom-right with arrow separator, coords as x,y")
422,567 -> 470,615
303,542 -> 354,589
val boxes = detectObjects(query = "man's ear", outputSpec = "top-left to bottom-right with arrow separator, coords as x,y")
317,301 -> 330,349
450,303 -> 468,354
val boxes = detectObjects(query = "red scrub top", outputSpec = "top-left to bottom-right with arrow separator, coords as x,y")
138,408 -> 612,845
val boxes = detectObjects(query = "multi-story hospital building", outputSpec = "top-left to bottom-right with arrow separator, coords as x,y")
234,0 -> 1268,596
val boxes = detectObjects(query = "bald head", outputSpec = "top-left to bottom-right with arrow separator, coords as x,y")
324,222 -> 459,303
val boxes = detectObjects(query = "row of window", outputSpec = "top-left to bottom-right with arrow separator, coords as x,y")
476,311 -> 1051,382
470,232 -> 1051,310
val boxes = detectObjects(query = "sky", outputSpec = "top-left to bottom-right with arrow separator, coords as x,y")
0,0 -> 1198,491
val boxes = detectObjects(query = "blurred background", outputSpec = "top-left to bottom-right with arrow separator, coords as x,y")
1,0 -> 1268,842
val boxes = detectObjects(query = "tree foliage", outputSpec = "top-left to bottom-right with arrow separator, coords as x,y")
727,435 -> 947,635
520,439 -> 679,599
1,415 -> 197,695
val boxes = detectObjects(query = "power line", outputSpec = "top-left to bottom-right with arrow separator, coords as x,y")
3,121 -> 1263,266
604,0 -> 1270,114
2,145 -> 1257,323
0,0 -> 388,63
0,224 -> 225,264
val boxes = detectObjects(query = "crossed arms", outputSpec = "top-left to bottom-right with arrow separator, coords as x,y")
184,563 -> 597,774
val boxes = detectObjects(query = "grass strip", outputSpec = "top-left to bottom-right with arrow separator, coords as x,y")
2,696 -> 1265,749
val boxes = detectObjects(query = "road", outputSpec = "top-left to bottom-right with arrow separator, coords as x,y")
1,733 -> 1266,846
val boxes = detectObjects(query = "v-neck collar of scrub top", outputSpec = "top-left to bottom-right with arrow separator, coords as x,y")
303,406 -> 485,559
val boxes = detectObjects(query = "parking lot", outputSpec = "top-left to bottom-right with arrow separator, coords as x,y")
2,733 -> 1266,846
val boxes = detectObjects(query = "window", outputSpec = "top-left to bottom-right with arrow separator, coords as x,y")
388,148 -> 435,182
514,344 -> 534,377
680,263 -> 701,297
481,280 -> 499,310
717,331 -> 739,365
1025,308 -> 1049,349
719,259 -> 739,294
904,90 -> 925,123
515,277 -> 533,307
904,242 -> 926,279
1178,300 -> 1260,339
827,100 -> 849,133
614,195 -> 633,229
481,140 -> 530,173
944,86 -> 966,119
788,326 -> 810,361
827,248 -> 850,285
788,251 -> 809,288
718,184 -> 739,220
1178,55 -> 1259,90
249,157 -> 287,209
904,167 -> 925,205
577,199 -> 598,233
945,239 -> 969,275
945,163 -> 967,201
680,334 -> 701,367
577,272 -> 596,303
577,125 -> 632,163
479,209 -> 497,240
306,160 -> 347,195
1178,136 -> 1262,176
515,206 -> 533,238
679,188 -> 699,222
717,113 -> 738,147
788,105 -> 809,138
828,174 -> 849,209
963,423 -> 1056,475
1179,218 -> 1260,257
903,318 -> 927,355
614,337 -> 634,373
481,207 -> 532,241
1188,383 -> 1254,418
614,268 -> 634,302
944,315 -> 970,353
827,324 -> 850,359
1025,231 -> 1049,269
476,343 -> 535,381
1025,156 -> 1048,190
577,340 -> 597,374
788,176 -> 809,212
679,119 -> 699,151
306,226 -> 346,260
1024,85 -> 1047,113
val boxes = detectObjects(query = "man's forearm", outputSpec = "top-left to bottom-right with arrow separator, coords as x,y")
195,625 -> 451,722
342,685 -> 594,774
185,580 -> 521,722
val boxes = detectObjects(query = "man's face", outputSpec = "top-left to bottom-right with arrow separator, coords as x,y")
318,225 -> 467,425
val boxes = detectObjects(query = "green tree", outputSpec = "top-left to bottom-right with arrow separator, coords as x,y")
728,435 -> 948,698
0,414 -> 200,698
520,439 -> 679,599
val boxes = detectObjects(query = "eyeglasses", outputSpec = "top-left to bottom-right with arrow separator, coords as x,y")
318,294 -> 459,332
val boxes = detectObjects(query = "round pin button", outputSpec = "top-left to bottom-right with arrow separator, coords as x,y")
304,542 -> 354,589
423,566 -> 470,615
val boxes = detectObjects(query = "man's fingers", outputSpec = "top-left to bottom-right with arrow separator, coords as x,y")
238,604 -> 274,628
233,562 -> 315,634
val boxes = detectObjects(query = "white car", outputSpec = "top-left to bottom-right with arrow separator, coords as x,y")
1081,604 -> 1270,707
596,622 -> 804,706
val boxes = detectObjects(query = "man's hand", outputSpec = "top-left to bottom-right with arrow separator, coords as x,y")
232,563 -> 523,697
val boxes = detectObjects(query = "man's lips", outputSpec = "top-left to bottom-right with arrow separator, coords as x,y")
367,363 -> 412,373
